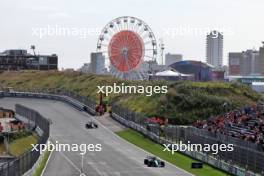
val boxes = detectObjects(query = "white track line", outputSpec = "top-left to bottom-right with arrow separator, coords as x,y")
81,111 -> 194,176
40,143 -> 54,176
58,150 -> 82,174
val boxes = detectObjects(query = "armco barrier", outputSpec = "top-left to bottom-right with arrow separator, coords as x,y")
0,90 -> 96,175
111,107 -> 263,176
0,104 -> 50,176
1,90 -> 263,175
0,91 -> 96,115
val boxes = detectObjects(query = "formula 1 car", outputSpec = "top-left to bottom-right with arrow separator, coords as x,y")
144,156 -> 165,167
85,121 -> 98,129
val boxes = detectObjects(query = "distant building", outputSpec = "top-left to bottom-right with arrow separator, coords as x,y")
170,60 -> 213,81
206,31 -> 223,67
0,49 -> 58,70
212,70 -> 225,81
139,60 -> 168,74
78,63 -> 91,73
229,52 -> 242,75
260,42 -> 264,75
90,52 -> 105,74
229,50 -> 260,76
165,53 -> 182,66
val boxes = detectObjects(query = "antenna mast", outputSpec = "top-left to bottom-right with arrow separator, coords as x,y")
159,39 -> 165,65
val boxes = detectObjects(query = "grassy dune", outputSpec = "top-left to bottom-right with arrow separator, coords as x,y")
0,71 -> 262,124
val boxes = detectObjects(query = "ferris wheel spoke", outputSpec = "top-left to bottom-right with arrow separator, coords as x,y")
110,46 -> 121,51
117,22 -> 123,31
114,22 -> 121,32
127,37 -> 140,49
112,57 -> 122,68
115,23 -> 122,33
136,27 -> 147,36
111,35 -> 125,48
111,55 -> 122,65
126,19 -> 130,30
111,36 -> 123,48
132,53 -> 142,58
128,46 -> 141,51
128,20 -> 132,30
141,32 -> 149,38
110,22 -> 120,33
129,54 -> 141,65
129,20 -> 134,31
132,20 -> 139,32
121,20 -> 125,30
125,21 -> 128,30
104,28 -> 114,36
124,34 -> 130,46
117,59 -> 125,71
136,27 -> 144,36
109,53 -> 120,58
113,25 -> 119,33
125,59 -> 131,71
121,21 -> 126,31
130,21 -> 135,31
128,44 -> 140,49
144,40 -> 153,45
134,21 -> 143,33
108,27 -> 117,36
142,34 -> 152,41
121,34 -> 128,47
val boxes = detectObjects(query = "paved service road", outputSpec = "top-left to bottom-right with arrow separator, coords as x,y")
0,98 -> 192,176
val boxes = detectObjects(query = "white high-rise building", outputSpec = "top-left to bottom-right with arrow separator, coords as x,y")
206,31 -> 223,67
90,52 -> 105,74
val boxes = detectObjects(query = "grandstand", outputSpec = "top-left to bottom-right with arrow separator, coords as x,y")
194,103 -> 264,151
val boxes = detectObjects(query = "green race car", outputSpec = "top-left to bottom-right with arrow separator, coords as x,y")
144,156 -> 165,167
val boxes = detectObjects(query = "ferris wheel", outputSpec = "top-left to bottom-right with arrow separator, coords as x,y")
97,16 -> 158,80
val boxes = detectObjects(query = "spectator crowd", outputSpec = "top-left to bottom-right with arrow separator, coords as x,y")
194,103 -> 264,150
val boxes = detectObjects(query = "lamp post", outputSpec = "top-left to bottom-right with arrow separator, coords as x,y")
80,153 -> 86,176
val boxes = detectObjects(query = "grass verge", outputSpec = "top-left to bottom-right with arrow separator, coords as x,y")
33,150 -> 51,176
0,143 -> 7,155
116,129 -> 230,176
9,134 -> 38,157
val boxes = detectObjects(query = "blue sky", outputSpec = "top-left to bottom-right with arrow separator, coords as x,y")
1,0 -> 264,69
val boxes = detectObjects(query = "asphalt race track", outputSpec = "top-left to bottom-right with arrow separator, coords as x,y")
0,98 -> 192,176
